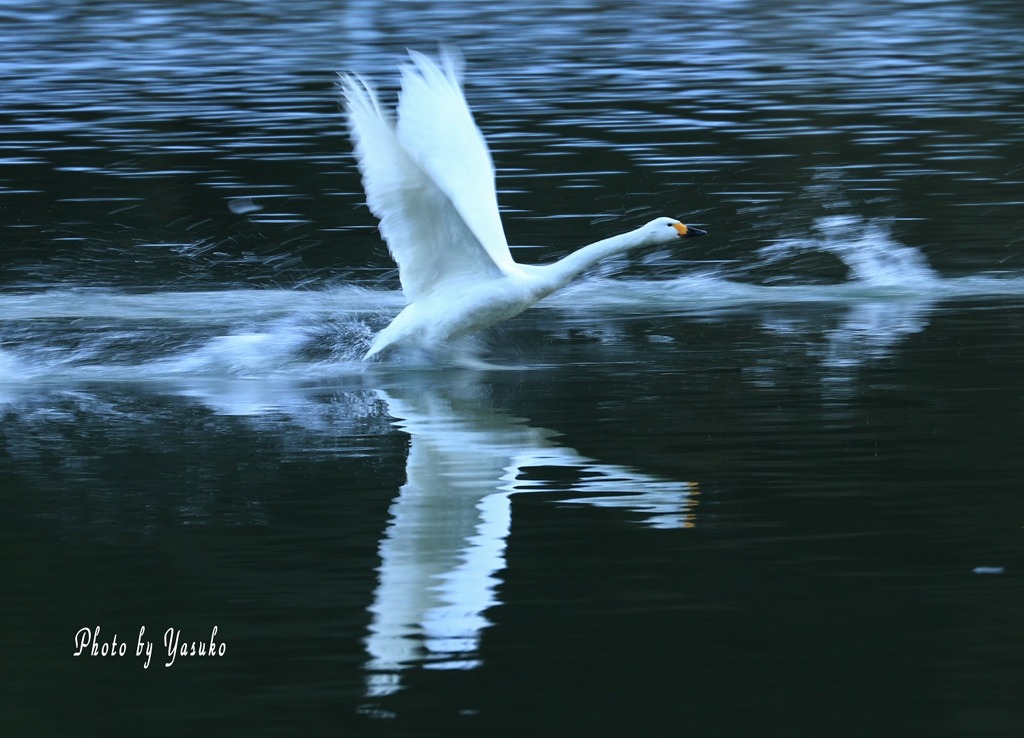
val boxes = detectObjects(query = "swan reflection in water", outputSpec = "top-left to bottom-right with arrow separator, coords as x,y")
0,370 -> 696,705
363,381 -> 698,699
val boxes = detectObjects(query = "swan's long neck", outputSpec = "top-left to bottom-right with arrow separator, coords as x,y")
532,228 -> 651,295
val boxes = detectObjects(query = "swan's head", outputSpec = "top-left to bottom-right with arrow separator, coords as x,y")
642,217 -> 708,243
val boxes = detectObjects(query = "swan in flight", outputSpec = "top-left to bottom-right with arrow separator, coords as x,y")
341,51 -> 707,360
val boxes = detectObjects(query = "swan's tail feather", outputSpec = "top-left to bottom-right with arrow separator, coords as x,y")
362,341 -> 386,361
362,321 -> 397,361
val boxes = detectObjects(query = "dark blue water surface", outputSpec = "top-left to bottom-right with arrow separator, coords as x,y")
2,1 -> 1023,736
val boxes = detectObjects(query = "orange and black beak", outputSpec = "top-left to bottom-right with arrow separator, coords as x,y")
672,223 -> 708,238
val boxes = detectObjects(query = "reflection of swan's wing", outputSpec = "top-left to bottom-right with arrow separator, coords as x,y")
364,385 -> 698,699
342,67 -> 504,303
365,450 -> 509,696
364,389 -> 532,695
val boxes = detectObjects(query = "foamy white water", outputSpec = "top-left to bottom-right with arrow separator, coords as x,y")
2,222 -> 1022,385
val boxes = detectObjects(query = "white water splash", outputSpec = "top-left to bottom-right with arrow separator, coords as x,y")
762,215 -> 939,288
552,215 -> 1023,313
1,220 -> 1022,384
0,287 -> 392,384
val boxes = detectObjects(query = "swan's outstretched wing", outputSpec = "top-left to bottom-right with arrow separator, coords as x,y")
342,53 -> 513,302
395,51 -> 515,274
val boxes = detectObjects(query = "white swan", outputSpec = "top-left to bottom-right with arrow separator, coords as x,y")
341,51 -> 706,360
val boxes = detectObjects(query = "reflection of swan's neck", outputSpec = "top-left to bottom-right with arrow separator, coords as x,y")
533,227 -> 655,295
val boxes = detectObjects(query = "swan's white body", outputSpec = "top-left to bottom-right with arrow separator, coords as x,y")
342,52 -> 705,359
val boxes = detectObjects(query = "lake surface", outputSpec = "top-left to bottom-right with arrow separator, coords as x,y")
2,1 -> 1023,735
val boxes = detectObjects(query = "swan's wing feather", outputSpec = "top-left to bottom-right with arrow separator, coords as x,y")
342,74 -> 505,302
395,51 -> 516,273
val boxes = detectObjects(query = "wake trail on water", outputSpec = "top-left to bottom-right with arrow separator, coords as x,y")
1,216 -> 1022,384
0,287 -> 391,384
551,215 -> 1024,312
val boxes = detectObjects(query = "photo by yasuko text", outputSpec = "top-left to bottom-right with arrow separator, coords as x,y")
73,626 -> 226,669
